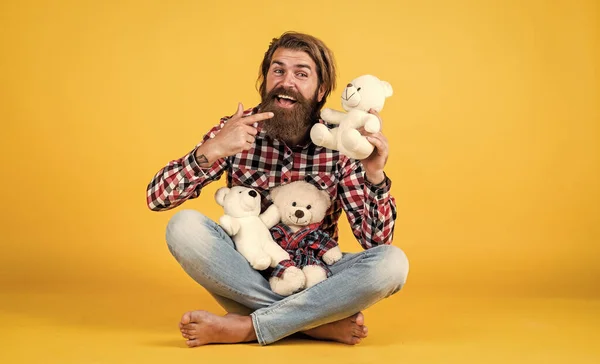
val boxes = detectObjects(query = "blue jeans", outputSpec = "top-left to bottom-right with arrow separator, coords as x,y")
165,209 -> 409,345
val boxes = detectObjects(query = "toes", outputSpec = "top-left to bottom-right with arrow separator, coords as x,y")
350,336 -> 362,345
352,312 -> 365,326
181,312 -> 192,325
362,326 -> 368,338
182,324 -> 197,331
186,339 -> 201,347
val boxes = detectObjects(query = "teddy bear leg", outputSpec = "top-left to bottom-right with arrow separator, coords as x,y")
269,266 -> 306,296
310,124 -> 338,150
264,241 -> 293,268
302,265 -> 328,288
236,242 -> 271,271
341,129 -> 375,160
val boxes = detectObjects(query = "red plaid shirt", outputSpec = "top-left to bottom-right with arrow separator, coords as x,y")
146,106 -> 397,250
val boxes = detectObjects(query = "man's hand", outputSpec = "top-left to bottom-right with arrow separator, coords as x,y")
359,109 -> 389,185
194,103 -> 274,166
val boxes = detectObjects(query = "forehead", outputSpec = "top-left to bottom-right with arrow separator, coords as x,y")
270,48 -> 317,69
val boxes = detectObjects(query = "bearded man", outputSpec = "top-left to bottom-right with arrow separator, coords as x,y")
146,31 -> 409,347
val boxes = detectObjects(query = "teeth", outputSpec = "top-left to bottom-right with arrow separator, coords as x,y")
277,94 -> 296,101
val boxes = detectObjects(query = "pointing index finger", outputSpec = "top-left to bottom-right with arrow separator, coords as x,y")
241,112 -> 274,125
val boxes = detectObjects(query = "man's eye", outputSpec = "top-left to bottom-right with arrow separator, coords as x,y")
274,69 -> 283,74
297,73 -> 307,78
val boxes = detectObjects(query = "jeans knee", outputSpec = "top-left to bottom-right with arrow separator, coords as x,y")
165,209 -> 213,257
372,245 -> 410,296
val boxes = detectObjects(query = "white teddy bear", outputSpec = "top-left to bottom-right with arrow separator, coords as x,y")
310,74 -> 393,160
269,181 -> 343,291
215,186 -> 305,295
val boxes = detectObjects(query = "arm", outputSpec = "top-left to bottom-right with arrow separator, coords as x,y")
146,123 -> 228,211
146,104 -> 274,211
338,161 -> 397,249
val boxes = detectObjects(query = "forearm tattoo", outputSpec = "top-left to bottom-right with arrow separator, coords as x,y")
195,154 -> 209,167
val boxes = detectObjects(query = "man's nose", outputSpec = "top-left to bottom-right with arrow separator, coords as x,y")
283,73 -> 296,87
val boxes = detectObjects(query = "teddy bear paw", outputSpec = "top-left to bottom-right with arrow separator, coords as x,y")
364,116 -> 381,133
250,256 -> 271,271
320,108 -> 335,121
269,266 -> 306,296
310,123 -> 329,146
322,247 -> 343,265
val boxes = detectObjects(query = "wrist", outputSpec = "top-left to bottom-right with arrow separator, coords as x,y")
195,141 -> 223,167
365,171 -> 385,186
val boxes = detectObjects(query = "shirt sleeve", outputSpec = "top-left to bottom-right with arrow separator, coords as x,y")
338,160 -> 397,249
146,121 -> 229,211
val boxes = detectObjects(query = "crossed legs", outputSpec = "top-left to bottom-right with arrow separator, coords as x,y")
165,209 -> 409,346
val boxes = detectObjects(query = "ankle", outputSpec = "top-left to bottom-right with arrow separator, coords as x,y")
236,315 -> 257,342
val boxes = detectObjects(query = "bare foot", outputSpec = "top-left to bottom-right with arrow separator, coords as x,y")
179,310 -> 256,347
302,312 -> 368,345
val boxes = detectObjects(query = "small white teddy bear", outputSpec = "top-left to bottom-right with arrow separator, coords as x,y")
215,186 -> 305,295
269,181 -> 343,291
310,74 -> 393,160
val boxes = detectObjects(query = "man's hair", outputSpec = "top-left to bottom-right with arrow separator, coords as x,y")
257,31 -> 337,111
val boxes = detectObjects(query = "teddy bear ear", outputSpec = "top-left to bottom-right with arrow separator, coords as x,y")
270,186 -> 281,202
215,187 -> 230,206
381,81 -> 393,97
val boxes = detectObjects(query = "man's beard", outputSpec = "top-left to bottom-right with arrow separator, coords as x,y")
259,86 -> 319,146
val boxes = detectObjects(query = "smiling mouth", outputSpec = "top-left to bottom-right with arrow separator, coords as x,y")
290,215 -> 309,226
275,94 -> 297,108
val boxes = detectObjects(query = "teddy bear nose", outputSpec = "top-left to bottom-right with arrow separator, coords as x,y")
248,190 -> 257,198
347,83 -> 353,88
294,210 -> 304,218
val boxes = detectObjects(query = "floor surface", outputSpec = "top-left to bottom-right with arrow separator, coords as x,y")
1,287 -> 598,364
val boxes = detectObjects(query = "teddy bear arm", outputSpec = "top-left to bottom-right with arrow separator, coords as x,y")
320,108 -> 345,125
322,246 -> 343,265
363,113 -> 381,133
219,215 -> 240,236
310,124 -> 339,150
259,204 -> 281,228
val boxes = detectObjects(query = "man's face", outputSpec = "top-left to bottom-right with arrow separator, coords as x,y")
260,48 -> 325,146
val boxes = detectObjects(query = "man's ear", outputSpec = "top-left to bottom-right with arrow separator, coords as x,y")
317,84 -> 326,103
215,187 -> 230,207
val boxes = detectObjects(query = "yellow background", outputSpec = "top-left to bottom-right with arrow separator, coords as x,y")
1,0 -> 598,363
